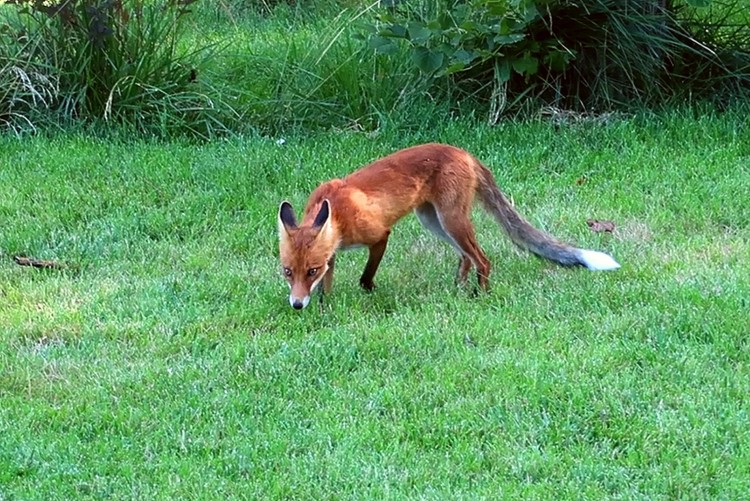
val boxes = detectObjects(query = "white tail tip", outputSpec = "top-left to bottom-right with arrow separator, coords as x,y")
577,249 -> 621,271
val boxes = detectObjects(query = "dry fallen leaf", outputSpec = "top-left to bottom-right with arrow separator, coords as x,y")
587,219 -> 616,233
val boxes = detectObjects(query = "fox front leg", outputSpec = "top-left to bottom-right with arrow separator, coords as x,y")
318,254 -> 336,309
359,233 -> 390,291
323,254 -> 336,293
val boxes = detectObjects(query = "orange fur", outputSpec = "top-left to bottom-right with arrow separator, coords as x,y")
278,143 -> 619,309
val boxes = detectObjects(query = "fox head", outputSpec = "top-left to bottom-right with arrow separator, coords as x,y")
277,199 -> 336,309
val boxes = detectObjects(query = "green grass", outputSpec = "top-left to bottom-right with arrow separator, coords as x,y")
182,4 -> 422,133
1,110 -> 749,499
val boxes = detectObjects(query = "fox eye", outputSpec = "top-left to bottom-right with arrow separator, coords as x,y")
283,267 -> 292,277
307,268 -> 318,277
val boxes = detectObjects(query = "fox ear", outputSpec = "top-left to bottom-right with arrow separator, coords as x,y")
278,201 -> 297,233
312,199 -> 330,229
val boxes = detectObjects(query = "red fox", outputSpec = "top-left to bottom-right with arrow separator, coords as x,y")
278,143 -> 619,309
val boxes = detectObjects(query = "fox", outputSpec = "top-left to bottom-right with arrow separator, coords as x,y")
278,143 -> 620,309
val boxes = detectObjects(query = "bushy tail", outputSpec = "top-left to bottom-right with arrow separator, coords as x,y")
476,164 -> 620,271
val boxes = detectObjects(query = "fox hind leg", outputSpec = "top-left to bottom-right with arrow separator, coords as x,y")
432,204 -> 491,290
415,203 -> 474,284
457,256 -> 473,283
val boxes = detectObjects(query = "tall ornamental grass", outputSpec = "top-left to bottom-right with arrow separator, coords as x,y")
1,0 -> 238,137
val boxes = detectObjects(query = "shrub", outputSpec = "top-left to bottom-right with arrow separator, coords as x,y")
1,0 -> 238,137
367,0 -> 750,117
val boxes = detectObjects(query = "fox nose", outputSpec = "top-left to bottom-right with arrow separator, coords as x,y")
289,294 -> 310,310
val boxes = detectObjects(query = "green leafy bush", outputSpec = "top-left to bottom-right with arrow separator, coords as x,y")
368,0 -> 750,116
1,0 -> 237,137
370,0 -> 545,78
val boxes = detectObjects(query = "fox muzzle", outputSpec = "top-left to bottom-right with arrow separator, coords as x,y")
290,294 -> 310,310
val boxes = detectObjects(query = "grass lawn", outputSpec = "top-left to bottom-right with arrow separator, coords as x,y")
1,111 -> 749,499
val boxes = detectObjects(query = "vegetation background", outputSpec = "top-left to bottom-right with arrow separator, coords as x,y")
1,0 -> 749,499
1,0 -> 748,136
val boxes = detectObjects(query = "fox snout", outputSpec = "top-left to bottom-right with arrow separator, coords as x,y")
289,294 -> 310,310
289,282 -> 312,309
284,274 -> 325,310
288,281 -> 315,310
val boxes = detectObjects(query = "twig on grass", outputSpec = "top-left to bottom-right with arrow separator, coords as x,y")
13,256 -> 64,270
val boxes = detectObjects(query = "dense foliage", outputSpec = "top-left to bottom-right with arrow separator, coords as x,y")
0,0 -> 748,134
368,0 -> 750,115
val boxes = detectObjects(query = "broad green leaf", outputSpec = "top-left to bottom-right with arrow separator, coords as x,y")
452,4 -> 470,24
413,46 -> 445,74
453,49 -> 476,65
451,32 -> 466,46
408,21 -> 432,44
487,0 -> 509,17
512,54 -> 539,76
496,60 -> 511,82
494,33 -> 525,45
498,17 -> 524,36
460,20 -> 479,33
369,35 -> 399,56
426,19 -> 443,33
546,49 -> 574,71
522,3 -> 540,22
445,62 -> 466,75
380,24 -> 407,39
